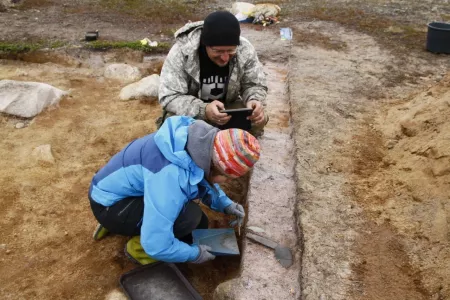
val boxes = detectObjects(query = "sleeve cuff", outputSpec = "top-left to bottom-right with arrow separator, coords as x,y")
189,245 -> 200,261
197,103 -> 208,120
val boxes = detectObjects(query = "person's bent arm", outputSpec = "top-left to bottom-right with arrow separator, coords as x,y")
140,166 -> 200,263
159,44 -> 208,119
201,181 -> 233,213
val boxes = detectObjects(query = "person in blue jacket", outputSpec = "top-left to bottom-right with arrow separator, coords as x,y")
88,116 -> 261,264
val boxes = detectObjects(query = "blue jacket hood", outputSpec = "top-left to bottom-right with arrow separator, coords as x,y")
154,116 -> 204,185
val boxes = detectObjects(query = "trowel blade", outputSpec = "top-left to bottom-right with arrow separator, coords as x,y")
192,229 -> 240,256
274,245 -> 293,268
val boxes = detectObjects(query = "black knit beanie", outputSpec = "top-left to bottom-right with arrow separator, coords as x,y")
201,11 -> 241,46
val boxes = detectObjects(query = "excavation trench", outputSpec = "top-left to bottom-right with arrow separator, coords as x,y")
0,28 -> 300,300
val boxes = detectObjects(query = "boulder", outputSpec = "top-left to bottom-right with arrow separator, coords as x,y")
0,80 -> 67,118
104,64 -> 141,83
119,74 -> 160,101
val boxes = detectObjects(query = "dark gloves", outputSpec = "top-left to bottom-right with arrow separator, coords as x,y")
192,245 -> 216,264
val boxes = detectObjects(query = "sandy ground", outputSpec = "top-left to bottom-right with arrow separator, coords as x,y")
289,19 -> 449,300
1,0 -> 450,299
0,55 -> 251,299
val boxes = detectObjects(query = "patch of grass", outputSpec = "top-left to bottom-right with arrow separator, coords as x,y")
84,40 -> 170,53
50,40 -> 67,49
0,40 -> 68,54
0,42 -> 42,53
98,0 -> 201,23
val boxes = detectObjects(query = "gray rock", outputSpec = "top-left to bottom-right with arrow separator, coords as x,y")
0,80 -> 67,118
15,122 -> 25,129
104,64 -> 141,83
247,226 -> 265,233
119,74 -> 160,101
32,144 -> 55,164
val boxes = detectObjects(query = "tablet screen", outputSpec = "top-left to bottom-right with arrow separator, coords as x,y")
219,108 -> 253,131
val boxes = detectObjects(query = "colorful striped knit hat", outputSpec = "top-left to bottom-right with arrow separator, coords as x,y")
212,129 -> 261,178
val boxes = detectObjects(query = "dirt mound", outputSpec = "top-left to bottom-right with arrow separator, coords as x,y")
349,74 -> 450,299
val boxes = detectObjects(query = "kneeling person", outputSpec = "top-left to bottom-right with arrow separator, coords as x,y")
158,11 -> 268,134
89,116 -> 260,264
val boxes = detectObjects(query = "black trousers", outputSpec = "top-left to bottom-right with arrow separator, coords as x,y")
89,195 -> 209,243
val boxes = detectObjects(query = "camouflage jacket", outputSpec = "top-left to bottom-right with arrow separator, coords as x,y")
158,21 -> 267,119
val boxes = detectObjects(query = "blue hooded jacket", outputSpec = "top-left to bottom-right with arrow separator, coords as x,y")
89,116 -> 233,262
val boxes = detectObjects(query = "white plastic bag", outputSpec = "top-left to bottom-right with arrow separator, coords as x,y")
231,2 -> 255,21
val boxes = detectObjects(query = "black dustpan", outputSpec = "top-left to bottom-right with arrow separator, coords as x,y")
120,262 -> 202,300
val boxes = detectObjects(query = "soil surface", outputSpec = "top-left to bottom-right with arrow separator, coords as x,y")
0,54 -> 248,300
1,0 -> 450,300
287,6 -> 449,300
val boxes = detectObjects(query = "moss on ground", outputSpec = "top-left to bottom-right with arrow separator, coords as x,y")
83,40 -> 170,53
0,42 -> 43,53
0,40 -> 170,55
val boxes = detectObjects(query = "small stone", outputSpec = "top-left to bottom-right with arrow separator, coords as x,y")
400,119 -> 419,137
64,231 -> 68,236
32,144 -> 55,164
104,63 -> 141,83
426,91 -> 433,96
6,249 -> 11,254
247,226 -> 265,233
386,140 -> 397,149
15,122 -> 25,129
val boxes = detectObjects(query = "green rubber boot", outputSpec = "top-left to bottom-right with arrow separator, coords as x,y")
92,223 -> 109,241
125,236 -> 158,265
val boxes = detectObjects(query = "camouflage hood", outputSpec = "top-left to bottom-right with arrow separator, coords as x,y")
173,21 -> 204,41
159,21 -> 267,119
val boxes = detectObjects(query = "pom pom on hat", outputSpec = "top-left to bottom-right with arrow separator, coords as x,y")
212,129 -> 260,178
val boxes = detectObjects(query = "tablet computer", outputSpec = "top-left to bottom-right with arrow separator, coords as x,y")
219,108 -> 253,131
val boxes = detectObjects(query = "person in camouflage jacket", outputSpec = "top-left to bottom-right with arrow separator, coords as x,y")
158,11 -> 268,131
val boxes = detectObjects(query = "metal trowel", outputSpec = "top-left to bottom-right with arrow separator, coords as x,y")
246,232 -> 293,268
